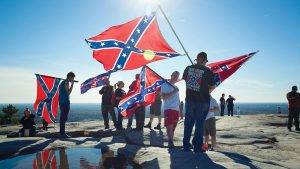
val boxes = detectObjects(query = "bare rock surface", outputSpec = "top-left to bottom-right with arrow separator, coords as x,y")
1,114 -> 299,168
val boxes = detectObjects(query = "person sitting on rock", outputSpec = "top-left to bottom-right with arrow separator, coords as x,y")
19,108 -> 36,137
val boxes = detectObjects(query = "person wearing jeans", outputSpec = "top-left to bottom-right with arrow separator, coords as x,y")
59,72 -> 75,138
182,52 -> 216,152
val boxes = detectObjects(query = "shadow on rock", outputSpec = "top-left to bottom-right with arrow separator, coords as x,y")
169,149 -> 226,169
220,151 -> 259,169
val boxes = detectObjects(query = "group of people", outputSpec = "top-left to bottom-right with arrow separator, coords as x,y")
21,51 -> 300,154
19,52 -> 220,152
219,93 -> 236,116
96,52 -> 219,151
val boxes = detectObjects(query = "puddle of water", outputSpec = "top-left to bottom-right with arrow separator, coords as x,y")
0,147 -> 142,169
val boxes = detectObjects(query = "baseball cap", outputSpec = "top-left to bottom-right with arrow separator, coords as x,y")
197,52 -> 208,62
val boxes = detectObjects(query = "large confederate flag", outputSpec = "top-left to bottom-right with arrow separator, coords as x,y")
86,12 -> 180,71
34,75 -> 61,123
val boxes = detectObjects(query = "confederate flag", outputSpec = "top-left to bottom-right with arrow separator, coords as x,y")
208,51 -> 258,86
86,12 -> 180,71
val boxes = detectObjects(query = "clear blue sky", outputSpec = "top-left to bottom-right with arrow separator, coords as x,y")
0,0 -> 299,103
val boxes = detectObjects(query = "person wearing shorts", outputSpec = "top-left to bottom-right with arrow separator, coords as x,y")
204,96 -> 219,151
144,91 -> 162,130
161,71 -> 183,148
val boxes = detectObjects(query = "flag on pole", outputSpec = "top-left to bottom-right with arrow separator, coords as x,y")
34,74 -> 61,123
86,12 -> 180,71
118,66 -> 166,117
208,51 -> 257,86
80,71 -> 111,94
33,149 -> 57,169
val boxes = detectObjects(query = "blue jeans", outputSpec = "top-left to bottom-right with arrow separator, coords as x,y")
59,104 -> 70,135
183,101 -> 209,152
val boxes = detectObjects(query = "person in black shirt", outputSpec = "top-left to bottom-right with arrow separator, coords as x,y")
19,108 -> 36,137
99,80 -> 117,129
220,93 -> 225,116
182,52 -> 216,153
226,95 -> 236,116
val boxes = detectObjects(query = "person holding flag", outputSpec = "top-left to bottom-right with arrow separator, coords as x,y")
99,80 -> 117,129
59,72 -> 76,138
182,52 -> 216,153
161,71 -> 183,148
114,81 -> 126,130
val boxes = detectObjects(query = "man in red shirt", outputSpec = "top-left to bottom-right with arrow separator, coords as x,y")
286,86 -> 300,131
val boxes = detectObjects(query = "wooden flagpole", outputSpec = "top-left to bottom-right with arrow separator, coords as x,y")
158,5 -> 194,65
35,74 -> 79,83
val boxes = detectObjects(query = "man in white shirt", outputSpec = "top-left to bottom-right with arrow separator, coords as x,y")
204,96 -> 219,151
161,71 -> 183,148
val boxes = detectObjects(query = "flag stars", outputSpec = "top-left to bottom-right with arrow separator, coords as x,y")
117,65 -> 122,69
127,102 -> 130,105
101,42 -> 105,47
144,18 -> 148,23
114,42 -> 118,46
131,38 -> 135,43
167,53 -> 171,57
136,29 -> 141,34
127,46 -> 131,49
122,53 -> 127,58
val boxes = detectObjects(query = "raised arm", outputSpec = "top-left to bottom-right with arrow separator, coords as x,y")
65,81 -> 74,95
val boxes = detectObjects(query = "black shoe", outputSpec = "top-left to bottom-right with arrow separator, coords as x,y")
60,133 -> 71,138
133,128 -> 143,131
296,128 -> 300,131
144,122 -> 152,129
183,143 -> 193,151
288,128 -> 292,132
193,149 -> 205,153
154,123 -> 161,130
168,140 -> 175,149
105,126 -> 109,129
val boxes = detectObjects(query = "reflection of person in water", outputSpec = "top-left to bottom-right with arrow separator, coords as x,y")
80,149 -> 142,169
103,155 -> 127,169
80,149 -> 128,169
59,148 -> 70,169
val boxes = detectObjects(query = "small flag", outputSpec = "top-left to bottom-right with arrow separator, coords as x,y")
208,51 -> 257,86
80,72 -> 111,94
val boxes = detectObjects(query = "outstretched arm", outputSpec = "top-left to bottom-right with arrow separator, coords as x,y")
162,88 -> 179,100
